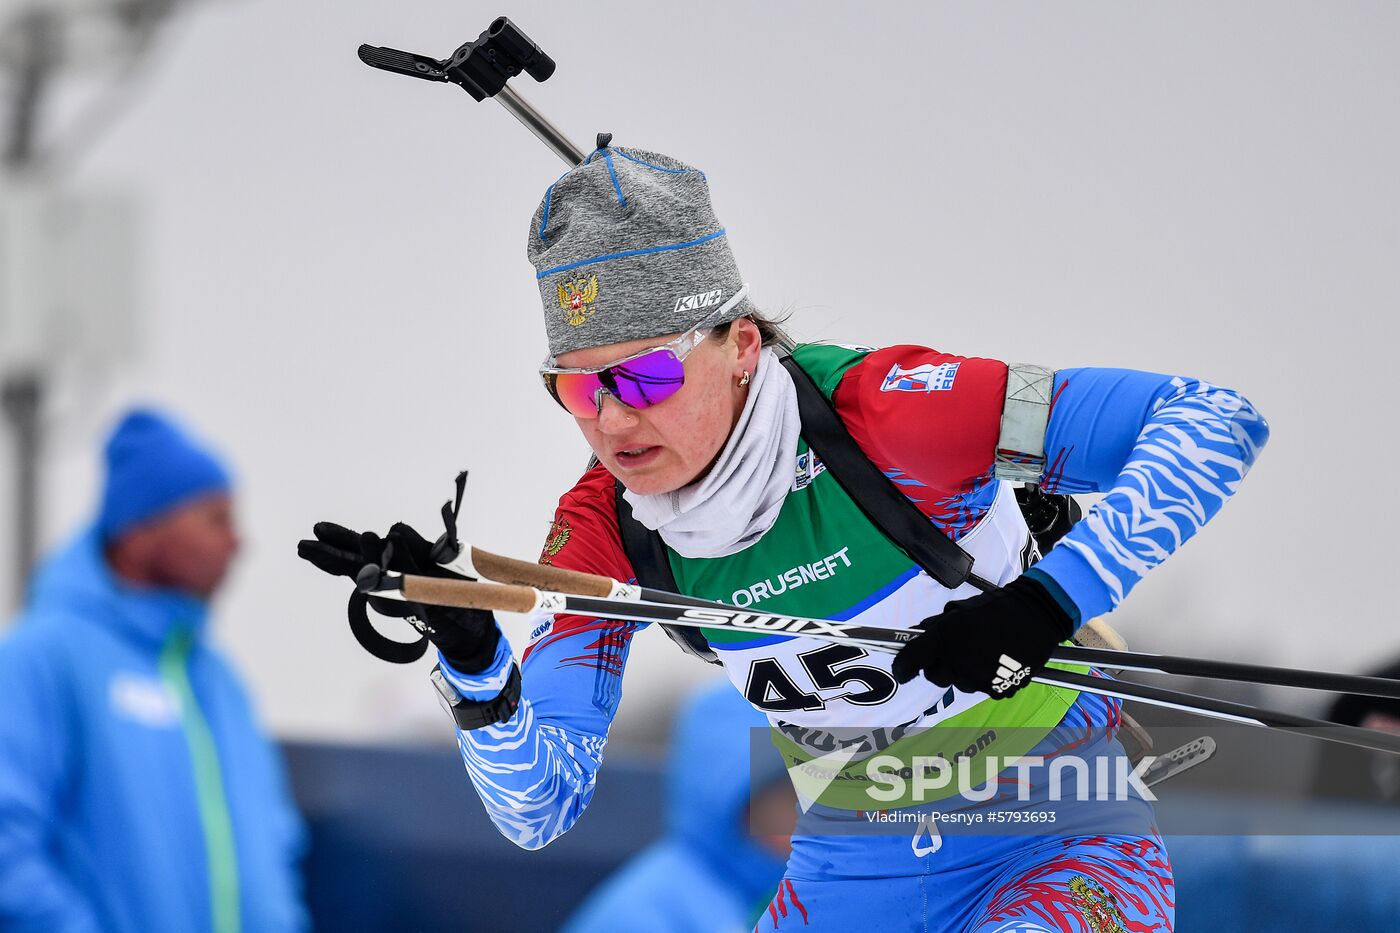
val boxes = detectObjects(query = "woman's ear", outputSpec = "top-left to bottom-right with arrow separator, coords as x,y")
732,317 -> 764,374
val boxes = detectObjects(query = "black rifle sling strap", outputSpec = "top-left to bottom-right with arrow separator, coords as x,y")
777,350 -> 999,594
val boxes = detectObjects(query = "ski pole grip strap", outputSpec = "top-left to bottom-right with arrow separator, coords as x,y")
401,576 -> 539,613
995,363 -> 1055,483
347,592 -> 430,664
778,352 -> 984,591
470,548 -> 614,597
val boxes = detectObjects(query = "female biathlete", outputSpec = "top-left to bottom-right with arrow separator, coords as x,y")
302,144 -> 1268,932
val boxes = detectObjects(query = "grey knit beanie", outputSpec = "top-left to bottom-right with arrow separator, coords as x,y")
527,143 -> 756,357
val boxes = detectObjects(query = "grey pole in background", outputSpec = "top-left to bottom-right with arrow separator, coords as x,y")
1,7 -> 57,602
0,377 -> 41,601
0,0 -> 186,607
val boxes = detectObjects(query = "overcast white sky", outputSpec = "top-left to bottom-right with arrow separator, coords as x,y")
1,1 -> 1397,743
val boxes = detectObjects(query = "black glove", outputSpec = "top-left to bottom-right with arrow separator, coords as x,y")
890,574 -> 1075,698
298,521 -> 500,672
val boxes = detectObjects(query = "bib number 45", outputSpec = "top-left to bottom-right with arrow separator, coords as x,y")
744,643 -> 898,712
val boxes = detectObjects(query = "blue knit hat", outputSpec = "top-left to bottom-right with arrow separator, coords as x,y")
98,408 -> 232,541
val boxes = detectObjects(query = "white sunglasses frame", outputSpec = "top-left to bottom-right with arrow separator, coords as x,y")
538,285 -> 750,414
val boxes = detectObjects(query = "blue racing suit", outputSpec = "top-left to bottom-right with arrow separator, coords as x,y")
440,345 -> 1268,932
561,682 -> 788,933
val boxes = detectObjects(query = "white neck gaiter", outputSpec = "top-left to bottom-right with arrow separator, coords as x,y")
622,347 -> 800,559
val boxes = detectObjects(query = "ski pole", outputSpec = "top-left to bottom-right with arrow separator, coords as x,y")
358,569 -> 1400,758
1049,646 -> 1400,701
358,568 -> 913,652
1033,669 -> 1400,757
441,538 -> 1400,703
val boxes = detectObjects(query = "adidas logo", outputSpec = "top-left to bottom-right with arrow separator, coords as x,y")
990,654 -> 1030,694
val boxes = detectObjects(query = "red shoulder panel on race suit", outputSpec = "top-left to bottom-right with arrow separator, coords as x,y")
831,345 -> 1008,527
524,461 -> 636,667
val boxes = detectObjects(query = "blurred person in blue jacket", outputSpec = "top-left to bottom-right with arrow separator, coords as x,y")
562,680 -> 797,933
0,409 -> 307,933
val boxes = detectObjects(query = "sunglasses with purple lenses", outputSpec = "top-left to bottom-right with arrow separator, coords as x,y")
539,286 -> 748,419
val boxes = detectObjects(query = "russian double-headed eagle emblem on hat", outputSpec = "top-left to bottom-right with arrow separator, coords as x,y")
557,275 -> 599,327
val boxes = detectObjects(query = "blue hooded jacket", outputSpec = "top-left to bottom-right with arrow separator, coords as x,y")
562,682 -> 789,933
0,529 -> 307,933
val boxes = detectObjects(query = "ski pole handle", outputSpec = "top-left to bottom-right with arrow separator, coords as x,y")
468,546 -> 617,597
365,572 -> 544,614
405,575 -> 539,614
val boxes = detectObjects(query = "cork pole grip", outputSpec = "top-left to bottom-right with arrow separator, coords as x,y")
470,547 -> 615,597
1073,618 -> 1128,652
400,576 -> 540,613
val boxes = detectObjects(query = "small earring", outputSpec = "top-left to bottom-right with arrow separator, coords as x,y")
738,371 -> 751,387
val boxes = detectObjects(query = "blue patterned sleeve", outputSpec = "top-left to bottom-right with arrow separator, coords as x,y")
436,613 -> 642,851
1024,368 -> 1269,624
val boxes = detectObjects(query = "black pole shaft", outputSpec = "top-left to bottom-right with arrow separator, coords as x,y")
1039,669 -> 1400,757
1,374 -> 42,608
1052,646 -> 1400,701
